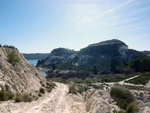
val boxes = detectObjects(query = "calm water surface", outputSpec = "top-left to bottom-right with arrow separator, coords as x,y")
27,59 -> 47,77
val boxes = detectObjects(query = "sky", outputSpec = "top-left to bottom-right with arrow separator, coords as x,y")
0,0 -> 150,53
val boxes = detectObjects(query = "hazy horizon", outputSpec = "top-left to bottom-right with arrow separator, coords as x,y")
0,0 -> 150,53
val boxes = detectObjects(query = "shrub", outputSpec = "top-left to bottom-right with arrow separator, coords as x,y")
3,45 -> 15,48
7,51 -> 20,65
122,68 -> 135,74
126,102 -> 138,113
0,90 -> 14,101
99,69 -> 111,74
78,86 -> 89,94
68,84 -> 77,95
15,93 -> 32,102
110,86 -> 135,110
0,44 -> 1,47
22,94 -> 32,102
39,88 -> 45,94
38,93 -> 42,97
46,82 -> 55,93
15,96 -> 23,102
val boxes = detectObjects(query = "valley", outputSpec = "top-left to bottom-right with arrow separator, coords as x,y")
0,39 -> 150,113
1,0 -> 150,112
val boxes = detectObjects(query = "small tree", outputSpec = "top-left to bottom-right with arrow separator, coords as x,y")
110,58 -> 120,73
7,51 -> 20,65
129,59 -> 142,72
92,65 -> 98,75
52,64 -> 56,70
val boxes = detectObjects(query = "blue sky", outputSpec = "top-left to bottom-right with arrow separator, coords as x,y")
0,0 -> 150,53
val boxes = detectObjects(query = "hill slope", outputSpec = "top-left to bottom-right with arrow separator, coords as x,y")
0,46 -> 46,94
37,39 -> 145,71
37,48 -> 76,67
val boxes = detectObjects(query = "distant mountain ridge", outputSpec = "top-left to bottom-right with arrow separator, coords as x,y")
37,39 -> 146,71
141,51 -> 150,56
23,53 -> 49,60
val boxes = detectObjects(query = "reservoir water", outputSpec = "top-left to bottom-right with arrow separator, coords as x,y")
27,59 -> 47,77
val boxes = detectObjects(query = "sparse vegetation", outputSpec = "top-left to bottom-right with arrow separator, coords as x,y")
110,86 -> 135,110
100,73 -> 138,82
15,93 -> 32,102
129,58 -> 150,72
92,65 -> 98,75
39,88 -> 45,94
15,95 -> 23,102
0,90 -> 14,101
78,85 -> 89,94
38,93 -> 42,97
125,72 -> 150,85
46,82 -> 56,93
46,70 -> 93,79
68,84 -> 77,95
3,45 -> 15,48
126,102 -> 138,113
7,51 -> 20,65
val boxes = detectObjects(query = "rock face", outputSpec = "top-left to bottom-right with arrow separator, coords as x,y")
58,39 -> 145,70
37,48 -> 76,66
85,89 -> 120,113
0,47 -> 46,94
37,39 -> 145,70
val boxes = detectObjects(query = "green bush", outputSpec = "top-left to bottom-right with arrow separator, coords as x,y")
3,45 -> 15,48
22,94 -> 32,102
38,93 -> 42,97
0,90 -> 14,101
7,51 -> 20,65
15,96 -> 23,102
39,88 -> 45,94
126,102 -> 138,113
0,44 -> 1,47
78,86 -> 89,94
110,86 -> 135,110
15,93 -> 32,102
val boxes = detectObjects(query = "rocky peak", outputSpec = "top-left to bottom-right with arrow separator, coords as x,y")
88,39 -> 128,49
51,48 -> 76,57
37,48 -> 76,66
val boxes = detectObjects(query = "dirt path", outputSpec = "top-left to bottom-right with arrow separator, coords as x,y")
118,75 -> 140,84
0,83 -> 86,113
104,75 -> 143,86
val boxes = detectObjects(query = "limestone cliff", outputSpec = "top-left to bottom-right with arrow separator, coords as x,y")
37,39 -> 145,70
0,46 -> 46,94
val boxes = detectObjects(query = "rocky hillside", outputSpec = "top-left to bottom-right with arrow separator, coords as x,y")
37,48 -> 76,67
0,46 -> 46,94
23,53 -> 49,60
141,51 -> 150,56
37,39 -> 145,70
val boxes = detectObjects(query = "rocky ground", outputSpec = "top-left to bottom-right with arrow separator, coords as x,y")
0,79 -> 150,113
0,83 -> 86,113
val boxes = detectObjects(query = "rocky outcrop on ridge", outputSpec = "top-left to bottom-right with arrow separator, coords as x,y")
37,39 -> 145,70
37,48 -> 76,67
